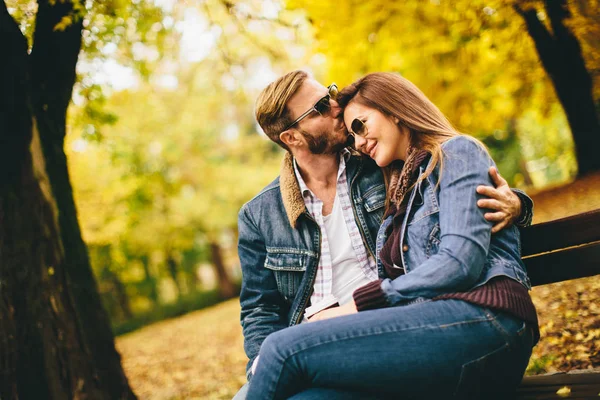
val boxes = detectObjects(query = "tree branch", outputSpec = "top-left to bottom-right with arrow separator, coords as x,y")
0,0 -> 32,185
203,1 -> 234,66
30,0 -> 83,141
217,0 -> 285,59
545,0 -> 589,71
545,0 -> 569,41
513,2 -> 558,75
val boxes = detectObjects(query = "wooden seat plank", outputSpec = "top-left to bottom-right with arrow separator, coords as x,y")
522,241 -> 600,286
517,370 -> 600,399
521,209 -> 600,257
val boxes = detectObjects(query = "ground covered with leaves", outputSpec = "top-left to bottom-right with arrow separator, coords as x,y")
116,172 -> 600,399
116,300 -> 247,399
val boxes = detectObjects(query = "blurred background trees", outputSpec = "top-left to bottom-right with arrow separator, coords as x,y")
70,0 -> 599,333
62,0 -> 306,332
295,0 -> 600,183
2,0 -> 598,397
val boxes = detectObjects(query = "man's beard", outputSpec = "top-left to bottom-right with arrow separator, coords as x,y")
300,128 -> 348,155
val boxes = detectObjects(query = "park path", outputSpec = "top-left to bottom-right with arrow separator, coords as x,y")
116,299 -> 247,400
116,172 -> 600,399
528,172 -> 600,223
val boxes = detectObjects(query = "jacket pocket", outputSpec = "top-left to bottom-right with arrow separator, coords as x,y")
425,223 -> 441,258
408,194 -> 439,226
404,202 -> 440,268
362,184 -> 386,212
264,250 -> 308,302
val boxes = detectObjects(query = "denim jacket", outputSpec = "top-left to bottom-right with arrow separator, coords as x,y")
238,152 -> 386,377
376,136 -> 532,306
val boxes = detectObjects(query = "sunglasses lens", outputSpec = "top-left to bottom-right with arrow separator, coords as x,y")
351,119 -> 367,137
315,97 -> 331,115
346,134 -> 356,149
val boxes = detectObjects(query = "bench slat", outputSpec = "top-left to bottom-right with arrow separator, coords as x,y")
523,241 -> 600,286
521,209 -> 600,257
517,370 -> 600,399
517,385 -> 600,399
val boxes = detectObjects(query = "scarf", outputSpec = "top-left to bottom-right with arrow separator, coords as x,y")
379,147 -> 430,278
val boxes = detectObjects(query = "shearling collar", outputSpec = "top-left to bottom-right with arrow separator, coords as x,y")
280,152 -> 305,229
280,149 -> 357,229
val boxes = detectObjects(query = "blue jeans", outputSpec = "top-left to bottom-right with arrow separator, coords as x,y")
234,383 -> 381,400
245,300 -> 534,400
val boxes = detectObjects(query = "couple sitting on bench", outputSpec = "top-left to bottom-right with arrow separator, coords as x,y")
235,70 -> 538,399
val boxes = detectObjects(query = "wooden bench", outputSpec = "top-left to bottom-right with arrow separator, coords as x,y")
517,208 -> 600,399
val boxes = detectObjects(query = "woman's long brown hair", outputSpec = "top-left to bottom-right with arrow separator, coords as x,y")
337,72 -> 482,204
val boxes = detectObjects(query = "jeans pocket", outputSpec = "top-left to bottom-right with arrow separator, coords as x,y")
453,342 -> 512,399
486,309 -> 528,349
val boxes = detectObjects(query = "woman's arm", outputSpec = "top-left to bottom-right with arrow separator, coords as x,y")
378,136 -> 497,306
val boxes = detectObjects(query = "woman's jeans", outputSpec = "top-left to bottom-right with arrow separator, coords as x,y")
245,299 -> 534,400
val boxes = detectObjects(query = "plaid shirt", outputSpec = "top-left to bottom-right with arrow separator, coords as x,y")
293,150 -> 378,306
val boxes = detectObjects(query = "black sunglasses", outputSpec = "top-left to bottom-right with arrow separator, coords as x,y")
283,84 -> 338,132
348,118 -> 368,138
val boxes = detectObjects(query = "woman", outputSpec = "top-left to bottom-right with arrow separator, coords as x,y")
245,72 -> 538,400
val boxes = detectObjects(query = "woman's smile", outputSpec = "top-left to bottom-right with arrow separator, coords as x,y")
365,141 -> 377,158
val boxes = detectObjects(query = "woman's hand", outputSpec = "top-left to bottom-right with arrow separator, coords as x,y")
308,301 -> 358,322
476,167 -> 522,234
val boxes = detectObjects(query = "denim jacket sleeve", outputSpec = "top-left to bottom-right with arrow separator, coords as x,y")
511,188 -> 534,228
238,205 -> 288,380
381,137 -> 495,305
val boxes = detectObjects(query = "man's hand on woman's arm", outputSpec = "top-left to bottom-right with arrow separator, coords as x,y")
476,167 -> 533,233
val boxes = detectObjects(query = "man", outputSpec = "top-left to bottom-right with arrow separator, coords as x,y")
234,70 -> 532,398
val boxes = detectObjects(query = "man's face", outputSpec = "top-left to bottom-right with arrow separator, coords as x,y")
284,79 -> 349,154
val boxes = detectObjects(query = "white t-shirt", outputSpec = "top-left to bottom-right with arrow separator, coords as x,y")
323,195 -> 374,305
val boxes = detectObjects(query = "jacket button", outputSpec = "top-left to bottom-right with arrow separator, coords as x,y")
402,244 -> 409,252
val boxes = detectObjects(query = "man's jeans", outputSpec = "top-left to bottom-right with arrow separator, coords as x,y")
234,383 -> 379,400
245,300 -> 534,400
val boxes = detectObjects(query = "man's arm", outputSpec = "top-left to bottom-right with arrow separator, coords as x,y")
238,205 -> 288,380
476,167 -> 534,233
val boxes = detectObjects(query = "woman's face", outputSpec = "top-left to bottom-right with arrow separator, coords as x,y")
343,101 -> 410,167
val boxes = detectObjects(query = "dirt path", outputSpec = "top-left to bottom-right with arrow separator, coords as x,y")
528,172 -> 600,223
116,299 -> 247,399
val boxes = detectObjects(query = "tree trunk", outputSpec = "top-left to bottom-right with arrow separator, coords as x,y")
1,5 -> 102,398
97,245 -> 133,321
166,252 -> 182,298
209,241 -> 237,299
519,159 -> 535,187
140,254 -> 159,304
109,271 -> 134,321
1,1 -> 135,398
182,248 -> 201,294
515,0 -> 600,177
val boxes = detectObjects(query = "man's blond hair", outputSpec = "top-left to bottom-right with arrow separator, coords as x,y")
255,70 -> 308,151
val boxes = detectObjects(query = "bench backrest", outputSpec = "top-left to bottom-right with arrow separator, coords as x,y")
520,209 -> 600,286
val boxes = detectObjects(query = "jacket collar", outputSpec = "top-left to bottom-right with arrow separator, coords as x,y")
280,152 -> 306,229
280,149 -> 359,229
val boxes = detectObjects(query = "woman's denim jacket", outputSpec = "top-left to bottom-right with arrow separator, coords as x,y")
375,136 -> 532,307
238,152 -> 386,377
